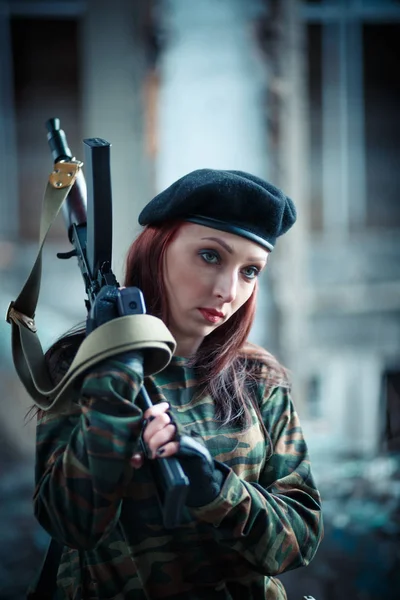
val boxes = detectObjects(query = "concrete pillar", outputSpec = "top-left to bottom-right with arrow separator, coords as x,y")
265,0 -> 310,409
321,15 -> 366,234
156,0 -> 272,349
157,0 -> 268,188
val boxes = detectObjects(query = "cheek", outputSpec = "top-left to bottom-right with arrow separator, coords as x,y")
234,282 -> 255,311
170,271 -> 194,297
164,256 -> 198,302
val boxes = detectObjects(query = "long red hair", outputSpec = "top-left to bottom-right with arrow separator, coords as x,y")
36,221 -> 286,434
124,221 -> 283,427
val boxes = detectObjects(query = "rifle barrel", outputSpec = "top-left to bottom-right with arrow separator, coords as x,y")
46,118 -> 87,238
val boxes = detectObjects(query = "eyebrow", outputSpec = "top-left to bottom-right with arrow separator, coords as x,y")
201,236 -> 267,263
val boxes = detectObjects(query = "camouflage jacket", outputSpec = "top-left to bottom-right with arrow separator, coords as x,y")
33,347 -> 323,600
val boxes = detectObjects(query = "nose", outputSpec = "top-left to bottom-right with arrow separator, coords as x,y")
214,269 -> 238,304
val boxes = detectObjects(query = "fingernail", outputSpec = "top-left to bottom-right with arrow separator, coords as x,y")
156,447 -> 165,456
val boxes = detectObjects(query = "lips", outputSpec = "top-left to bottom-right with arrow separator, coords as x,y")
198,308 -> 224,324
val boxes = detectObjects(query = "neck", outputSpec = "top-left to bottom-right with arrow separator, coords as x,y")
173,336 -> 202,358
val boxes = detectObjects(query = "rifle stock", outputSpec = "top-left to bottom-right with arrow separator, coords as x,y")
46,118 -> 189,528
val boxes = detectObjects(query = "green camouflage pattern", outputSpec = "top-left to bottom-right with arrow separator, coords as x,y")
34,349 -> 323,599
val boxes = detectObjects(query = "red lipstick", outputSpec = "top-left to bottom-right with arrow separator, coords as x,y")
198,308 -> 224,324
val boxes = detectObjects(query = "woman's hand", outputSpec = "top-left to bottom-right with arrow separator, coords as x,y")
131,402 -> 179,469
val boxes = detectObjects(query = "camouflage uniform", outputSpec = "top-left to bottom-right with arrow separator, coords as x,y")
34,346 -> 323,600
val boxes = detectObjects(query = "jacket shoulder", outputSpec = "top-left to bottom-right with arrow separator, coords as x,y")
239,341 -> 290,392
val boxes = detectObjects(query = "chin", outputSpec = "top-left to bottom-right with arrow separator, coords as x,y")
172,314 -> 220,341
187,324 -> 216,342
193,324 -> 214,337
201,324 -> 222,339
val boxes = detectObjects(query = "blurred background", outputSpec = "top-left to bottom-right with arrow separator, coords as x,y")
0,0 -> 399,598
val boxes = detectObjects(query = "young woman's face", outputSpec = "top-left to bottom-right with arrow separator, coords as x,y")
163,223 -> 269,356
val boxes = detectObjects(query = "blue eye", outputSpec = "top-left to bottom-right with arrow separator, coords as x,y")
199,250 -> 220,264
242,266 -> 260,280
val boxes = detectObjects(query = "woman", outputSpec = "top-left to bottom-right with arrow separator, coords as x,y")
34,169 -> 323,599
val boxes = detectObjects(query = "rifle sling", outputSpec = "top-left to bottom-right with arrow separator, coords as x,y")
7,162 -> 175,413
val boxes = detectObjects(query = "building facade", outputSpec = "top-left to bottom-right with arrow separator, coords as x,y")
256,0 -> 400,457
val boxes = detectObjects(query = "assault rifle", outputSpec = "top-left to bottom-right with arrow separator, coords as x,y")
46,118 -> 189,528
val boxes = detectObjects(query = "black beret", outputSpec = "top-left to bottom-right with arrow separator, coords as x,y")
138,169 -> 296,251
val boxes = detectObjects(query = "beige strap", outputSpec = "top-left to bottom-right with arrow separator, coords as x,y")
6,161 -> 175,413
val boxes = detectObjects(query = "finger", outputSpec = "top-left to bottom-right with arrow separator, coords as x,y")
155,440 -> 180,459
130,452 -> 144,469
142,412 -> 172,444
146,424 -> 177,458
143,402 -> 170,422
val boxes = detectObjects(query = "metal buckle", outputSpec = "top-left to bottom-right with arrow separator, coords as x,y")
5,301 -> 37,333
48,159 -> 83,190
